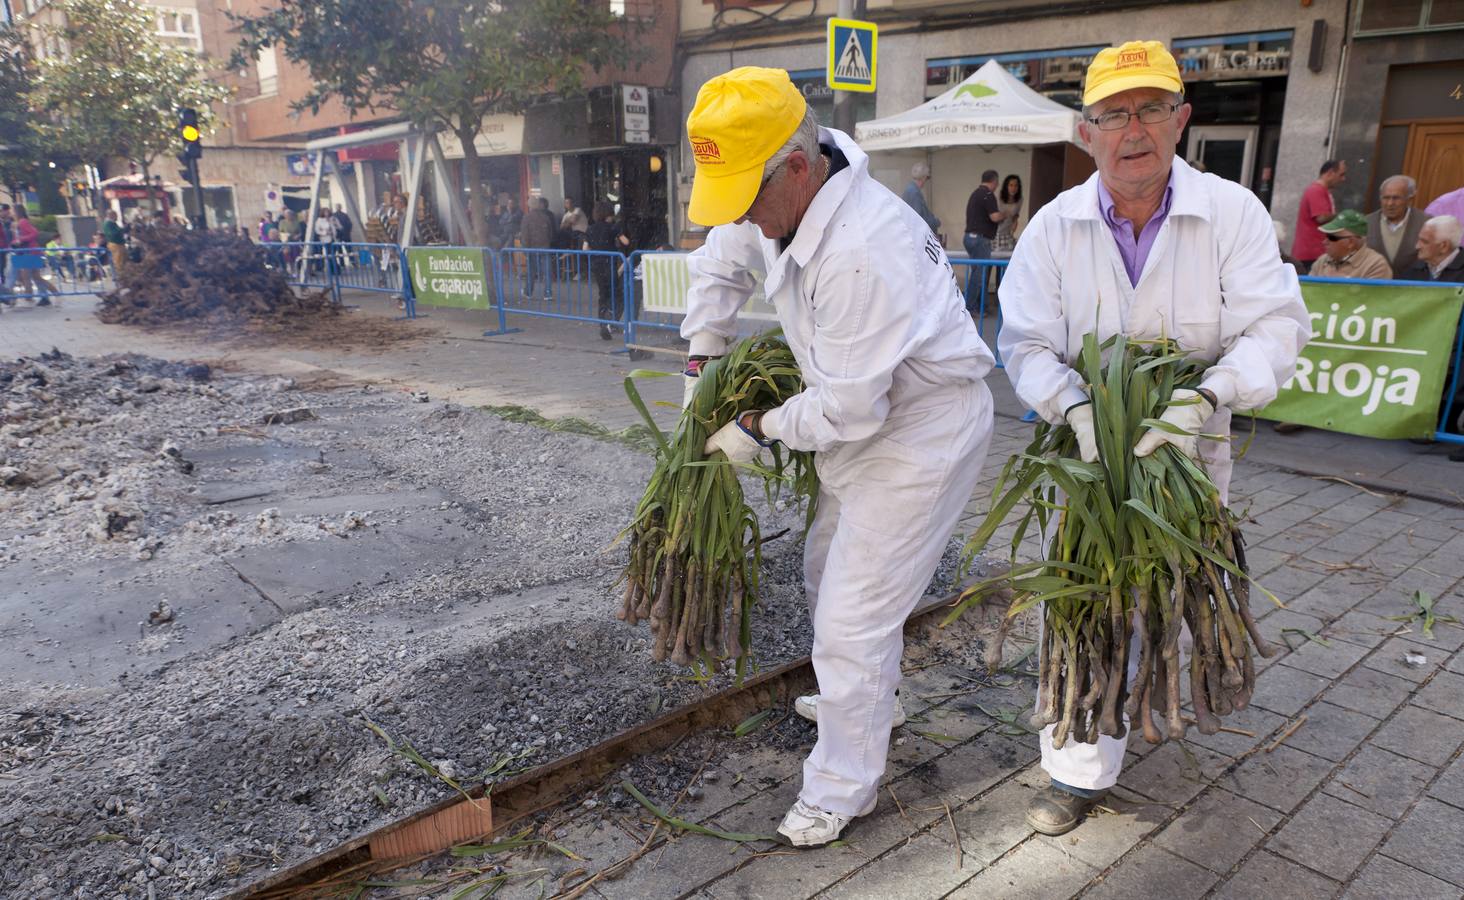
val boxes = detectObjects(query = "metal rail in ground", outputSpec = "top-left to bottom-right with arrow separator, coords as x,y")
231,589 -> 970,898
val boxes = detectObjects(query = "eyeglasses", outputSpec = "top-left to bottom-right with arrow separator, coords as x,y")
1323,233 -> 1355,242
1086,102 -> 1180,132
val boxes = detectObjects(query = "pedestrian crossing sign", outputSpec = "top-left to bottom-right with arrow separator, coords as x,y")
827,18 -> 877,93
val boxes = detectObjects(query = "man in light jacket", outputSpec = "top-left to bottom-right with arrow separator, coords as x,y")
680,67 -> 995,847
999,41 -> 1309,836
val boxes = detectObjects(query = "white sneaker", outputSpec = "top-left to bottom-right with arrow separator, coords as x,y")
777,798 -> 873,847
794,693 -> 907,728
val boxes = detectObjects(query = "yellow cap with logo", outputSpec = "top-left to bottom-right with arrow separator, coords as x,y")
1082,41 -> 1183,107
686,67 -> 807,226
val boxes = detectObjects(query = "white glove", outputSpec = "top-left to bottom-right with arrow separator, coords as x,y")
1064,402 -> 1099,464
704,415 -> 767,464
1134,388 -> 1215,459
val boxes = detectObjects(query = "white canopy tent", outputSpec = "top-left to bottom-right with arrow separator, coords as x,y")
855,59 -> 1081,151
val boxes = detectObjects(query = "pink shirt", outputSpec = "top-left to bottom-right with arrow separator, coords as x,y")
1292,180 -> 1333,263
1425,186 -> 1464,222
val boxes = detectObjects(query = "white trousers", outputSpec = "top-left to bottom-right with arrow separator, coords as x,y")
799,380 -> 993,816
1039,449 -> 1232,790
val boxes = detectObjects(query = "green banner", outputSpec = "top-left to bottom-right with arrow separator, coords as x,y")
406,247 -> 491,309
1260,280 -> 1464,440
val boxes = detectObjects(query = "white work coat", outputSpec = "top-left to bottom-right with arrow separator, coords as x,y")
998,157 -> 1309,496
682,126 -> 994,456
682,127 -> 996,815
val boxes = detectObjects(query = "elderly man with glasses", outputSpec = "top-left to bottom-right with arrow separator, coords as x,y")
1311,209 -> 1393,280
998,41 -> 1310,836
678,66 -> 996,846
1366,175 -> 1426,277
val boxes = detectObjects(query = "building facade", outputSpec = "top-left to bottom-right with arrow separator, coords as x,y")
676,0 -> 1352,251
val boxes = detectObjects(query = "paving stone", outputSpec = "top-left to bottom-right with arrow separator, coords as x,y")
1322,666 -> 1416,720
1250,560 -> 1329,601
944,836 -> 1098,900
1427,753 -> 1464,810
911,731 -> 1036,806
912,703 -> 996,744
1363,636 -> 1445,684
1322,744 -> 1435,819
1151,787 -> 1280,874
1398,616 -> 1464,653
884,732 -> 952,775
1412,670 -> 1464,720
1369,705 -> 1464,767
596,827 -> 769,900
1347,510 -> 1422,540
1269,792 -> 1391,881
1451,649 -> 1464,676
1221,745 -> 1336,814
1180,705 -> 1285,758
947,777 -> 1037,867
1237,545 -> 1288,577
1381,797 -> 1464,888
1117,741 -> 1229,805
1281,633 -> 1371,679
820,831 -> 972,900
1321,608 -> 1399,649
1342,853 -> 1464,900
1249,663 -> 1332,717
1281,701 -> 1379,762
1212,850 -> 1340,900
1082,844 -> 1217,900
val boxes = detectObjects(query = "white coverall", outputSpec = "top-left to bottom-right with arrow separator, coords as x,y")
683,127 -> 995,816
998,157 -> 1310,790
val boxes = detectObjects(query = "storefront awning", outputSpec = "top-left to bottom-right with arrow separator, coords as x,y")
854,59 -> 1081,151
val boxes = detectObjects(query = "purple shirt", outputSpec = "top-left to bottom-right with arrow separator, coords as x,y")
1097,175 -> 1174,287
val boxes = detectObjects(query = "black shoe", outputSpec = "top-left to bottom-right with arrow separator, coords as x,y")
599,324 -> 612,341
1450,446 -> 1464,463
1024,785 -> 1107,836
36,297 -> 52,307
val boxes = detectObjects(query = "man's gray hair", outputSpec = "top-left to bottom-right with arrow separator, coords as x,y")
1424,215 -> 1462,249
763,108 -> 821,183
1380,175 -> 1417,197
911,162 -> 930,180
1081,90 -> 1184,120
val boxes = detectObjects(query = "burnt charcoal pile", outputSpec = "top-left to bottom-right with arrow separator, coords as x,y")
96,227 -> 338,325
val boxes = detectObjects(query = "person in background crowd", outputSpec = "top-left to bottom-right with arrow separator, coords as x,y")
519,196 -> 556,299
497,195 -> 522,249
9,207 -> 59,305
993,174 -> 1024,254
1366,175 -> 1425,278
312,208 -> 337,274
1000,41 -> 1308,833
963,169 -> 1004,312
1291,159 -> 1345,274
1310,210 -> 1392,281
561,197 -> 589,245
331,204 -> 353,244
0,204 -> 14,300
484,198 -> 503,250
583,200 -> 632,340
1403,215 -> 1464,285
101,209 -> 127,278
1425,185 -> 1464,223
901,162 -> 940,235
257,212 -> 274,241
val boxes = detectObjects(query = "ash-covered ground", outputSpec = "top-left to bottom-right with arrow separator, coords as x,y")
0,351 -> 967,899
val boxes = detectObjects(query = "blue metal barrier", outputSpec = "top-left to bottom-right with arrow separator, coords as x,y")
493,246 -> 634,339
950,258 -> 1008,368
1299,274 -> 1464,447
1,246 -> 116,302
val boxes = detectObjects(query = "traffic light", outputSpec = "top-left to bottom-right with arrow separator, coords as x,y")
177,107 -> 202,161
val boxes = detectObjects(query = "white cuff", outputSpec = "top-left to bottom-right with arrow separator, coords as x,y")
688,333 -> 729,357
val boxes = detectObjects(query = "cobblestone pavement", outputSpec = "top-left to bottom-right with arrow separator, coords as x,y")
3,291 -> 1462,897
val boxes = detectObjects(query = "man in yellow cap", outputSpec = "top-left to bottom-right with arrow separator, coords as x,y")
679,66 -> 996,846
999,41 -> 1309,835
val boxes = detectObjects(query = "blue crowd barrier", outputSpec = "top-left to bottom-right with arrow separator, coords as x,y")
0,246 -> 117,302
493,246 -> 635,338
949,258 -> 1007,368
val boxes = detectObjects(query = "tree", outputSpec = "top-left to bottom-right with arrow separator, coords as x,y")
30,0 -> 229,213
0,24 -> 53,206
231,0 -> 643,245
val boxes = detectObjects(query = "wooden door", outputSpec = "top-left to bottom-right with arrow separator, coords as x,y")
1404,122 -> 1464,209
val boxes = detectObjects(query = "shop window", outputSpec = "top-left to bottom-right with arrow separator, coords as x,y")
1355,0 -> 1464,35
255,45 -> 278,96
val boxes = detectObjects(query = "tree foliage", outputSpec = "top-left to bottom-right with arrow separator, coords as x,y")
230,0 -> 644,242
30,0 -> 229,183
0,24 -> 58,200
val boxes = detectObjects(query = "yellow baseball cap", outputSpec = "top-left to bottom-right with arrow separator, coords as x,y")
1082,41 -> 1183,107
686,67 -> 807,226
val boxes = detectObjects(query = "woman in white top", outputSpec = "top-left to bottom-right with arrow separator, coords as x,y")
993,174 -> 1023,253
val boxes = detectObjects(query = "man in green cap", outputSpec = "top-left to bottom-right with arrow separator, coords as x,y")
1311,210 -> 1393,281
